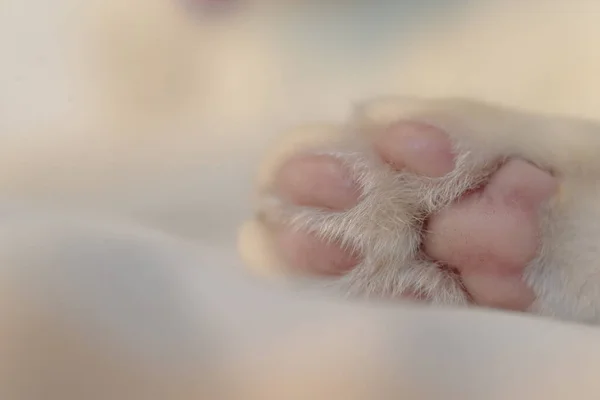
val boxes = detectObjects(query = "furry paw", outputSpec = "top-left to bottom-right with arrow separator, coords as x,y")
239,97 -> 600,323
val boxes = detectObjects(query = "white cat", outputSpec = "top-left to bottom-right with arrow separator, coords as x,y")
3,0 -> 600,398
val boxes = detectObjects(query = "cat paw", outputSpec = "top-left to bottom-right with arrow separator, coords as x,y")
238,97 -> 600,321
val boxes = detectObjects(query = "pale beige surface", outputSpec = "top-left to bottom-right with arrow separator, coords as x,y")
2,211 -> 600,399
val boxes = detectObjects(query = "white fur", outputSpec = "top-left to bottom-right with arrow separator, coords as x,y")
258,96 -> 600,323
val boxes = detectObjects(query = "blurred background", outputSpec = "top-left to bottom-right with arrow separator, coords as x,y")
0,0 -> 463,253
